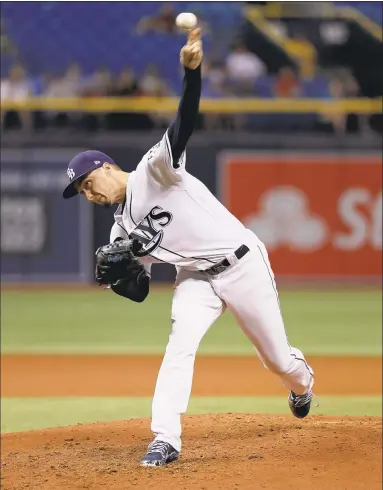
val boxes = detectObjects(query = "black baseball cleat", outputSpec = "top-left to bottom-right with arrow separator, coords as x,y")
288,389 -> 313,419
140,440 -> 179,467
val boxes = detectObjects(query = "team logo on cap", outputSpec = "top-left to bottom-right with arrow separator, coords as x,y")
67,168 -> 75,180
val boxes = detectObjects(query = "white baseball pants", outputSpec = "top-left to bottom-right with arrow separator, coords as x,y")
151,231 -> 314,452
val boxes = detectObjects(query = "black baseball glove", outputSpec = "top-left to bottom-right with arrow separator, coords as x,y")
95,238 -> 146,287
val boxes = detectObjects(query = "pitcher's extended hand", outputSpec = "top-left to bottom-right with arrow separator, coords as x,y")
180,28 -> 203,70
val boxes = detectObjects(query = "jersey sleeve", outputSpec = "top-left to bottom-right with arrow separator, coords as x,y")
144,66 -> 201,187
145,131 -> 186,187
110,221 -> 128,243
109,222 -> 152,277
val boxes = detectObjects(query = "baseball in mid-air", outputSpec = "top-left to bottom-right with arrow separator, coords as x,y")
175,12 -> 198,30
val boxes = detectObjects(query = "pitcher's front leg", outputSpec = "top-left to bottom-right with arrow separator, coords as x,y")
142,270 -> 223,467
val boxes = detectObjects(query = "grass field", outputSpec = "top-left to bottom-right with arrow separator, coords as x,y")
2,396 -> 381,433
1,287 -> 382,433
2,288 -> 382,355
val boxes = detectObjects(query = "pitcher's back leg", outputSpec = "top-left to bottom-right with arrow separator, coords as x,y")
216,241 -> 314,398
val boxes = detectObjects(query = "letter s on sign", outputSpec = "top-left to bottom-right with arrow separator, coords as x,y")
333,188 -> 370,250
334,188 -> 382,251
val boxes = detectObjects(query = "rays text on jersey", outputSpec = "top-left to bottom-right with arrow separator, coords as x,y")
130,206 -> 173,255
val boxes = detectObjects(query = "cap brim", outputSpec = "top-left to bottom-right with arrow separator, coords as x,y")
62,181 -> 79,199
62,170 -> 91,199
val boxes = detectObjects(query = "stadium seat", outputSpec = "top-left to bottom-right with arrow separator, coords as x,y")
1,1 -> 238,86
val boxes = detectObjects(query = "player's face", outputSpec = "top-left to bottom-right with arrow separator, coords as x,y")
77,167 -> 116,208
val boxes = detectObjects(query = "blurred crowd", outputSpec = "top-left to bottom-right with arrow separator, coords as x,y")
0,57 -> 366,135
0,62 -> 177,132
0,1 -> 372,136
202,51 -> 366,133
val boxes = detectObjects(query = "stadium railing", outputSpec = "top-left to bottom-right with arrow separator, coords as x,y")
1,97 -> 381,114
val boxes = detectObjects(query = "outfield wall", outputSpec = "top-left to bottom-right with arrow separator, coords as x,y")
1,133 -> 381,284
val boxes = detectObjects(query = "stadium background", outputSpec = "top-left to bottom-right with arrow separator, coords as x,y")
1,2 -> 382,489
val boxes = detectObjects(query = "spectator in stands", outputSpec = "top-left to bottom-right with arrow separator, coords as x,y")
274,66 -> 302,97
320,76 -> 346,134
202,60 -> 244,130
322,71 -> 362,134
43,64 -> 84,129
32,72 -> 53,96
1,63 -> 32,131
83,66 -> 113,97
80,67 -> 113,131
64,63 -> 84,95
111,67 -> 140,96
341,70 -> 361,98
107,67 -> 152,130
226,42 -> 266,94
140,64 -> 173,128
140,64 -> 172,97
284,32 -> 317,79
202,60 -> 228,97
45,63 -> 84,98
44,75 -> 63,98
338,70 -> 366,132
136,3 -> 177,34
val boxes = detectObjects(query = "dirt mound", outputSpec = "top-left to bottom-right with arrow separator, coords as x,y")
1,414 -> 381,490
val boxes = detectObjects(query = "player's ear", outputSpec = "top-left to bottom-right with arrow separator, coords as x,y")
102,162 -> 113,175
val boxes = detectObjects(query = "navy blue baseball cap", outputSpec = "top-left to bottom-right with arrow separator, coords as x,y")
63,150 -> 116,199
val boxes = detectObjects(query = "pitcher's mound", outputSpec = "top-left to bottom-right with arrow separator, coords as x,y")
1,414 -> 382,489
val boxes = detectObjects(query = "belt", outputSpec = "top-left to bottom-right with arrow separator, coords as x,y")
205,245 -> 249,276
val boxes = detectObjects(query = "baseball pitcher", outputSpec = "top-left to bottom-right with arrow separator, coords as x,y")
63,28 -> 314,467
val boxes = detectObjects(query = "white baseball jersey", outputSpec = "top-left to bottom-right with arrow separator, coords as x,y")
107,69 -> 315,457
110,130 -> 249,272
